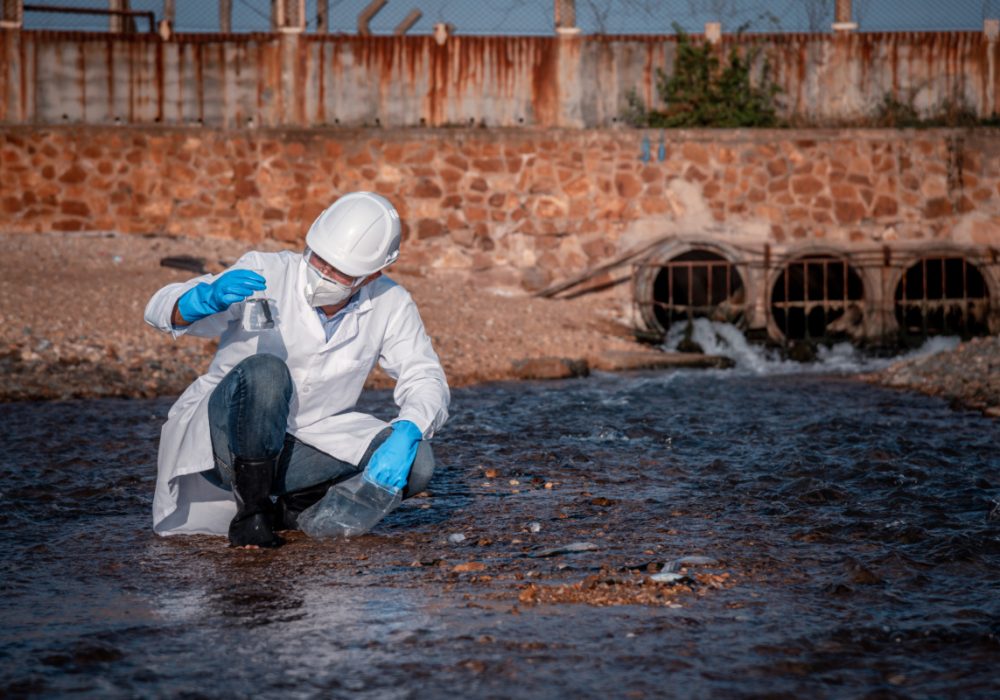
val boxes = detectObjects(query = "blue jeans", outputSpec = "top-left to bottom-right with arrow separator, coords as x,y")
205,354 -> 434,499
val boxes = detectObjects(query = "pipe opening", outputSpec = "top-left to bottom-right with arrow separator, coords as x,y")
637,250 -> 745,338
771,255 -> 864,342
894,256 -> 991,341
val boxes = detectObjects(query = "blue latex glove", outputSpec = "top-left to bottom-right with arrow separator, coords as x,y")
177,269 -> 266,323
364,420 -> 423,492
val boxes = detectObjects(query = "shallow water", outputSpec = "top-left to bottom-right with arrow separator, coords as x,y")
2,371 -> 999,698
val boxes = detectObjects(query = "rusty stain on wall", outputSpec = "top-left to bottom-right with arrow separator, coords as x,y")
1,29 -> 998,128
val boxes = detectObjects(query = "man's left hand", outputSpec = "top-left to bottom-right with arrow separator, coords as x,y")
365,420 -> 423,492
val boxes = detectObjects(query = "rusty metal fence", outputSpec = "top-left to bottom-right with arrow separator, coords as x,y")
14,0 -> 1000,34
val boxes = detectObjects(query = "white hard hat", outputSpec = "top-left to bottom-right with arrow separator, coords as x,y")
304,192 -> 401,277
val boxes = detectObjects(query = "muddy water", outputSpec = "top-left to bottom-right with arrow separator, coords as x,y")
2,371 -> 999,698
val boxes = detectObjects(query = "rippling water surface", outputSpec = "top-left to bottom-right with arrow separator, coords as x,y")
1,370 -> 998,698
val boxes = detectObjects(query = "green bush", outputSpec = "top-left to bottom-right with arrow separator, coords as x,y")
871,91 -> 987,128
624,25 -> 781,128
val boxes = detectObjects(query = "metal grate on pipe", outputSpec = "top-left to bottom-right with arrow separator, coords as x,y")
771,255 -> 864,342
894,256 -> 991,340
636,250 -> 745,337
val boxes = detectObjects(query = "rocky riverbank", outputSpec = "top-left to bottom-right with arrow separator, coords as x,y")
2,232 -> 996,415
863,335 -> 1000,418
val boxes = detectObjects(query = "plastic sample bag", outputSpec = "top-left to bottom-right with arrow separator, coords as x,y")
297,474 -> 401,539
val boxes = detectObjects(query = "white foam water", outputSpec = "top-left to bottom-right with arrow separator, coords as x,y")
662,318 -> 961,376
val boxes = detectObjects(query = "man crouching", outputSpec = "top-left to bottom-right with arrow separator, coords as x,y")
144,192 -> 450,548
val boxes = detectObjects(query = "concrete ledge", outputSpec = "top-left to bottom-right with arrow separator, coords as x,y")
589,350 -> 735,372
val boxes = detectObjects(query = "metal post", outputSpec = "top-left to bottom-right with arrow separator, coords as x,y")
317,0 -> 328,33
832,0 -> 857,32
273,0 -> 304,33
704,21 -> 721,44
286,0 -> 304,31
358,0 -> 386,35
987,20 -> 999,118
220,0 -> 232,33
555,0 -> 579,35
1,0 -> 23,28
271,0 -> 284,31
109,0 -> 135,33
394,8 -> 421,34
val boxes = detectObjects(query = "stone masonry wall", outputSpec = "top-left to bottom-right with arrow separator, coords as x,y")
1,126 -> 999,291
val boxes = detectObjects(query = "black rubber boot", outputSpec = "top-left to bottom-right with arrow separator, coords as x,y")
275,480 -> 333,531
229,456 -> 284,548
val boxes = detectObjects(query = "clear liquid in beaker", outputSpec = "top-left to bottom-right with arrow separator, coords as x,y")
243,297 -> 275,331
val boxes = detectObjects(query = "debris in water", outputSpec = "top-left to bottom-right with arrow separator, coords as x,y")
530,542 -> 600,558
528,522 -> 541,533
665,555 -> 718,572
448,533 -> 467,544
649,572 -> 690,584
988,499 -> 1000,522
452,561 -> 486,573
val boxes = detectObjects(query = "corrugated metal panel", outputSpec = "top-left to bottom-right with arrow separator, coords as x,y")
1,30 -> 996,127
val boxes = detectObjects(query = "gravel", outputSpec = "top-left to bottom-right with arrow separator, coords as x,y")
864,335 -> 1000,417
5,231 -> 995,418
0,231 -> 640,401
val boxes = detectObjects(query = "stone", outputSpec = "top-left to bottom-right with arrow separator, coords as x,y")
473,158 -> 504,173
534,196 -> 568,219
924,197 -> 953,219
766,159 -> 788,177
873,195 -> 898,218
416,218 -> 446,239
411,179 -> 443,198
440,167 -> 463,184
681,143 -> 710,167
511,357 -> 590,380
834,200 -> 866,224
614,173 -> 642,198
791,176 -> 823,197
59,201 -> 90,217
58,164 -> 87,185
685,166 -> 708,182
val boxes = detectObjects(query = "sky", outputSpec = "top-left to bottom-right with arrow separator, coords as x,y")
22,0 -> 1000,35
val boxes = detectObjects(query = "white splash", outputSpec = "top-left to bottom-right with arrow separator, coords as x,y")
662,318 -> 960,376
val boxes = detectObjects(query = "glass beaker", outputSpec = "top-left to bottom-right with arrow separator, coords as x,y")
242,265 -> 275,331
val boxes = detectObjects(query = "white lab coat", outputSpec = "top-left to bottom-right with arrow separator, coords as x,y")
144,250 -> 450,536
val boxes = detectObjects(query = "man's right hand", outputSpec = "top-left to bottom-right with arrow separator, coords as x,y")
176,269 -> 265,324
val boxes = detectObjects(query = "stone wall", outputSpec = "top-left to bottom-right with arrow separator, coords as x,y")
2,126 -> 999,291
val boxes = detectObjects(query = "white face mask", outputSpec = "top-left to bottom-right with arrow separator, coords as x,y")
304,264 -> 358,307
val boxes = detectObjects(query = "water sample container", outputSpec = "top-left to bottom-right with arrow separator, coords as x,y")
242,265 -> 275,331
243,297 -> 275,331
297,474 -> 402,539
